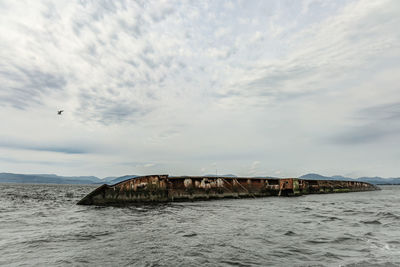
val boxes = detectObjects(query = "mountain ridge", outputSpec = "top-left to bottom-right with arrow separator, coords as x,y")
300,173 -> 400,185
0,172 -> 399,185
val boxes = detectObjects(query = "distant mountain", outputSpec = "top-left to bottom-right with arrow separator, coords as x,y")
300,173 -> 353,181
1,172 -> 398,185
109,175 -> 138,184
300,173 -> 400,185
0,173 -> 141,185
300,173 -> 331,180
101,176 -> 118,183
356,176 -> 400,185
0,173 -> 103,184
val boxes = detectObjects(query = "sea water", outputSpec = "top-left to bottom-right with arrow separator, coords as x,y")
0,183 -> 399,266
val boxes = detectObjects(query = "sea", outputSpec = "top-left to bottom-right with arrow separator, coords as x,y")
0,183 -> 399,267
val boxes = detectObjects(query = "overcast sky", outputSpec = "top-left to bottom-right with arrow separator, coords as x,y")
0,0 -> 399,178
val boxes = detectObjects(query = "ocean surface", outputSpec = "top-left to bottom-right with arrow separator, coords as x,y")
0,183 -> 399,267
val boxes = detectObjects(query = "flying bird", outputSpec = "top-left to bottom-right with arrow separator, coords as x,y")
57,110 -> 64,115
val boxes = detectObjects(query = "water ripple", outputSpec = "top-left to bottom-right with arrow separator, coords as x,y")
0,184 -> 399,266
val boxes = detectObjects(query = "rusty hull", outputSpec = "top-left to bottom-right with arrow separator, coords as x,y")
77,175 -> 379,205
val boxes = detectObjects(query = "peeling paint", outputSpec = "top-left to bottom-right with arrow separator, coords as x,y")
77,175 -> 379,205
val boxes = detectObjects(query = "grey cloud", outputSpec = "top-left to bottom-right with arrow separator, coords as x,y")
358,102 -> 400,121
30,146 -> 88,154
0,156 -> 65,165
118,80 -> 135,89
330,103 -> 400,145
143,44 -> 154,55
126,60 -> 139,68
72,1 -> 148,38
41,2 -> 61,21
177,61 -> 186,69
212,61 -> 319,103
0,66 -> 66,109
212,90 -> 242,99
259,90 -> 318,101
0,140 -> 90,154
118,15 -> 146,37
72,21 -> 85,36
87,44 -> 98,57
214,86 -> 316,102
146,90 -> 157,100
150,5 -> 175,23
90,0 -> 120,21
100,104 -> 148,124
248,65 -> 314,90
78,93 -> 150,125
331,126 -> 391,145
1,0 -> 399,178
140,54 -> 157,69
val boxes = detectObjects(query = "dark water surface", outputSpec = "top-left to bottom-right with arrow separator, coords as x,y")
0,184 -> 399,266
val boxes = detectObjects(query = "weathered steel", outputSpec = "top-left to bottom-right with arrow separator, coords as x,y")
77,175 -> 379,205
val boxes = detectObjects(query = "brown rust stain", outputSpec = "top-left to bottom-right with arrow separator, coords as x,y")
77,175 -> 379,205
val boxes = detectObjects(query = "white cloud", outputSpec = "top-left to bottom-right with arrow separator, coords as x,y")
0,0 -> 399,177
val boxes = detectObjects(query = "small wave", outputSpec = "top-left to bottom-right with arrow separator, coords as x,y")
220,259 -> 253,267
182,233 -> 197,238
32,211 -> 47,217
377,211 -> 400,219
333,236 -> 353,243
361,220 -> 382,225
343,209 -> 355,213
323,252 -> 342,260
306,239 -> 330,244
364,232 -> 374,237
322,216 -> 341,222
54,259 -> 74,265
284,231 -> 296,236
65,192 -> 74,198
344,261 -> 400,267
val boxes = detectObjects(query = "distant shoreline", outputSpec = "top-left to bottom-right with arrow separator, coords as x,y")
1,172 -> 400,185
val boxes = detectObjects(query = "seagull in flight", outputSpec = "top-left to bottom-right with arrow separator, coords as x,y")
57,110 -> 64,115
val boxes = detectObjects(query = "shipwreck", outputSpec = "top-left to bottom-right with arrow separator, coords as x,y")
77,175 -> 379,205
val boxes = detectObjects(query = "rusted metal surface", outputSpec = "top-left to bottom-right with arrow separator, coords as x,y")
77,175 -> 379,205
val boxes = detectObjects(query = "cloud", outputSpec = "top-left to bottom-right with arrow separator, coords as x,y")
0,0 -> 399,177
0,0 -> 184,124
331,102 -> 400,145
0,138 -> 91,154
77,93 -> 150,125
213,0 -> 400,107
0,156 -> 66,165
360,102 -> 400,121
0,66 -> 66,109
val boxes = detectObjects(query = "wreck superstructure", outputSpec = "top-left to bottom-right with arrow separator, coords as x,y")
77,175 -> 379,205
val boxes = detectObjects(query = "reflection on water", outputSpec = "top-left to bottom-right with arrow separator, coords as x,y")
0,183 -> 399,266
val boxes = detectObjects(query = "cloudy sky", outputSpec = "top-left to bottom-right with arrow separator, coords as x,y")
0,0 -> 399,178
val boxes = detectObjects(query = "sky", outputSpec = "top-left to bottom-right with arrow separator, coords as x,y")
0,0 -> 399,178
